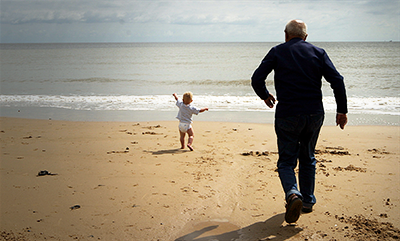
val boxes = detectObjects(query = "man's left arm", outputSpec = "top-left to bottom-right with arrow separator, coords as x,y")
336,113 -> 348,129
322,52 -> 348,129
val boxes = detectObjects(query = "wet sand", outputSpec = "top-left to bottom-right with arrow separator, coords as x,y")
1,117 -> 399,240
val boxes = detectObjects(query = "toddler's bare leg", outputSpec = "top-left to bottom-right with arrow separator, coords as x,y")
187,128 -> 194,151
179,131 -> 186,149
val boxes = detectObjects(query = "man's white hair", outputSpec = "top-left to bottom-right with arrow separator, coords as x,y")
285,20 -> 307,38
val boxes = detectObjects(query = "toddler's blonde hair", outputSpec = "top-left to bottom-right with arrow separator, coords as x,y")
183,91 -> 193,104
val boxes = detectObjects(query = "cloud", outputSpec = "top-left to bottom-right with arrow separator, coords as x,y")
0,0 -> 399,43
0,0 -> 262,25
1,1 -> 127,24
168,14 -> 256,25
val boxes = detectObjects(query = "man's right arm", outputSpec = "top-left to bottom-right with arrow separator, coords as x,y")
251,48 -> 275,101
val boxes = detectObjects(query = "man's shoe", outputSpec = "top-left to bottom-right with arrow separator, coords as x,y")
285,194 -> 303,223
302,206 -> 313,213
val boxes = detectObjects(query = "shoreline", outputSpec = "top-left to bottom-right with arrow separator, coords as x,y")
1,117 -> 399,240
1,107 -> 399,126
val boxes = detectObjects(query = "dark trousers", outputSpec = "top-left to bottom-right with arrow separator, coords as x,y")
275,113 -> 324,206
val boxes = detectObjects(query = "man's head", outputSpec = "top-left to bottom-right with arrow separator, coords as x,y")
285,20 -> 308,42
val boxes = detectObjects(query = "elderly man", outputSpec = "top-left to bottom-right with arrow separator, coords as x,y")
251,20 -> 348,223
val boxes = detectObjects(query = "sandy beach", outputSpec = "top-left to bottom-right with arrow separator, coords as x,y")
1,117 -> 399,240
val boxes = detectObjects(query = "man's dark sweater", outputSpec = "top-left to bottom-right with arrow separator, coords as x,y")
251,38 -> 347,118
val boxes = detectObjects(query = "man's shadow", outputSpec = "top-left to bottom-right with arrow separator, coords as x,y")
174,213 -> 302,241
144,148 -> 190,155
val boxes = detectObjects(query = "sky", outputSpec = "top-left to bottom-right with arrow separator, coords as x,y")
1,0 -> 399,43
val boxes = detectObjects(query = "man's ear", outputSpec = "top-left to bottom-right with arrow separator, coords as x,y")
303,34 -> 308,41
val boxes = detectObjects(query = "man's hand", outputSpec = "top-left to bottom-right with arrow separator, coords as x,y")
336,113 -> 348,129
264,94 -> 276,108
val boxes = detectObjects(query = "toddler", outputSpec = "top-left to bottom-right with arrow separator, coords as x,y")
173,92 -> 208,151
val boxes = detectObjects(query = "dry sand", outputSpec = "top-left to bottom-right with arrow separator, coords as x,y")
1,117 -> 399,240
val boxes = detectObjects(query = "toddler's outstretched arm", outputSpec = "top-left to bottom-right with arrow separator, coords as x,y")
200,108 -> 208,113
173,93 -> 178,101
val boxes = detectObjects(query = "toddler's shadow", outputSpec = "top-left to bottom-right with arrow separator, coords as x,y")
146,148 -> 189,155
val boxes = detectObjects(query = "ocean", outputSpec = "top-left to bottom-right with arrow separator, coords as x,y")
0,42 -> 399,125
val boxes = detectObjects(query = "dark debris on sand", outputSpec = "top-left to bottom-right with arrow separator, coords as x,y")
336,214 -> 400,240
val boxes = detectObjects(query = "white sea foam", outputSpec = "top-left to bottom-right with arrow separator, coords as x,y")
1,95 -> 399,115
